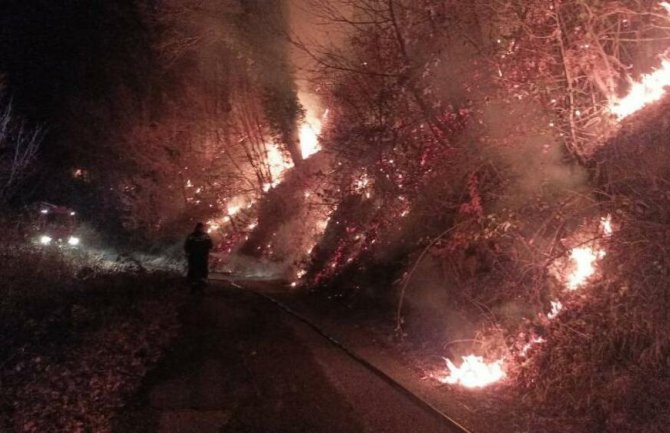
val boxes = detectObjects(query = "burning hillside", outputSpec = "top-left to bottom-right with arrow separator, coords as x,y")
5,0 -> 670,431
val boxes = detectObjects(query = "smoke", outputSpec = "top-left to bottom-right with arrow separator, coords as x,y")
161,0 -> 305,163
477,100 -> 590,210
287,0 -> 353,130
234,0 -> 304,164
399,4 -> 592,341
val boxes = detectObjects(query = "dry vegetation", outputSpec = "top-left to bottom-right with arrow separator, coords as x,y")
511,100 -> 670,433
387,98 -> 670,433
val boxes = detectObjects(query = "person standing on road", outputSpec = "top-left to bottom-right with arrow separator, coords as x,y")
184,222 -> 213,293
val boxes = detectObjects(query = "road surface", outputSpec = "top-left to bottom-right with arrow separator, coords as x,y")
113,284 -> 464,433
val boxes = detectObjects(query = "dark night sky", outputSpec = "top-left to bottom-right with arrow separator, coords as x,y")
0,0 -> 157,203
1,1 -> 153,117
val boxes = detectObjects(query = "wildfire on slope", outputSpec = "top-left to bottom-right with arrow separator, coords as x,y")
439,214 -> 615,389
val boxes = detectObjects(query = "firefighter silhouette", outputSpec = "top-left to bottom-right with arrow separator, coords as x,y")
184,222 -> 213,293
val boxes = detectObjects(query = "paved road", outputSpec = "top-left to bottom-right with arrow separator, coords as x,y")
113,285 -> 462,433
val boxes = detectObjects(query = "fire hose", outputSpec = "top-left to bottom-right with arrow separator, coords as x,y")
225,280 -> 473,433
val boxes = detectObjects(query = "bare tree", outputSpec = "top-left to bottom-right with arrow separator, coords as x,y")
0,100 -> 42,205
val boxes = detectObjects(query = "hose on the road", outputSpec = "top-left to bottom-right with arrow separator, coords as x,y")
224,281 -> 473,433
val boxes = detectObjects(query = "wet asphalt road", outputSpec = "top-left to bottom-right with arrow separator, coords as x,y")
113,285 -> 462,433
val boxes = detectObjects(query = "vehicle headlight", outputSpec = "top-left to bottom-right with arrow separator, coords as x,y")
40,235 -> 52,245
68,236 -> 80,246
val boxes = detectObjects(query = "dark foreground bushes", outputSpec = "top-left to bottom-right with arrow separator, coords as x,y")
0,244 -> 181,433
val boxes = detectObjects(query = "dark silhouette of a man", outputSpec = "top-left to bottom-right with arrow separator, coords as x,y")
184,222 -> 213,293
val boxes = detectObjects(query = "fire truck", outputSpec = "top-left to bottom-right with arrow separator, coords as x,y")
32,202 -> 81,247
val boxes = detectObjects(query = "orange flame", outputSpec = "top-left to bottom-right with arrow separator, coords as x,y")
609,3 -> 670,118
440,355 -> 506,388
567,246 -> 605,290
610,59 -> 670,119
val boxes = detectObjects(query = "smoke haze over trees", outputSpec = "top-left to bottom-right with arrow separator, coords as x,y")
3,1 -> 670,431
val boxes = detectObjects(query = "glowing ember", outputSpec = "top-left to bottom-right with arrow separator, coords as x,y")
567,247 -> 605,290
440,355 -> 506,388
610,59 -> 670,119
352,172 -> 373,199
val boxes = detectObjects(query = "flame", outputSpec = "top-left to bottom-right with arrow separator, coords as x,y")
297,92 -> 325,159
609,3 -> 670,119
567,246 -> 605,290
547,300 -> 563,319
600,214 -> 613,237
226,195 -> 252,216
610,59 -> 670,119
299,120 -> 322,159
267,142 -> 294,187
440,355 -> 506,388
227,204 -> 242,216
